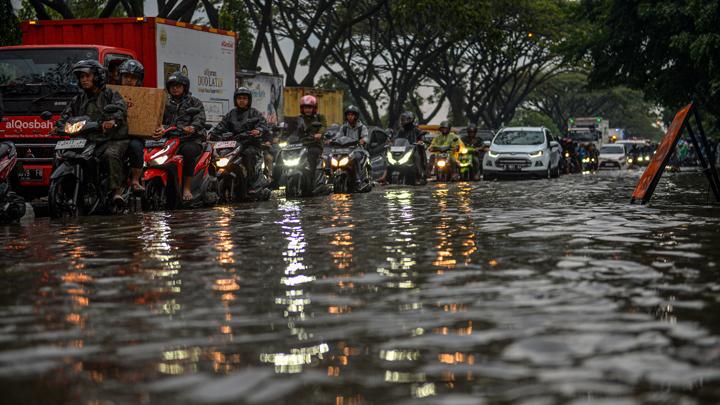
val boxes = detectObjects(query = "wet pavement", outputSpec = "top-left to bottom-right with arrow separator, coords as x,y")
1,170 -> 720,405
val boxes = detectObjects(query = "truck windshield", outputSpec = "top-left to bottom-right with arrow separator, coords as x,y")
494,131 -> 544,145
568,130 -> 597,142
0,48 -> 96,114
0,48 -> 97,87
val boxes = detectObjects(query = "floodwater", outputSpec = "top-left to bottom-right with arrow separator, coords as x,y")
1,171 -> 719,405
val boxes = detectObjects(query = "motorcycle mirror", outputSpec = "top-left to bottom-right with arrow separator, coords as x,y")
40,111 -> 53,120
550,141 -> 559,148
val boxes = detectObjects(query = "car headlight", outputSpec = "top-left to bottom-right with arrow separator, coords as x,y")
529,150 -> 543,158
151,155 -> 168,166
488,150 -> 499,158
339,156 -> 349,167
216,157 -> 229,168
284,156 -> 301,167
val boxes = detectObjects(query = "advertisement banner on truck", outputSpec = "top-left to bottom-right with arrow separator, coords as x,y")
239,74 -> 284,125
155,22 -> 235,124
0,115 -> 56,137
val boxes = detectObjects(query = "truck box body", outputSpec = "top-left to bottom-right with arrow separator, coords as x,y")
0,18 -> 236,196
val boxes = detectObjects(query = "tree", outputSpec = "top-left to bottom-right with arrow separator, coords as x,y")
575,0 -> 720,125
0,0 -> 21,47
429,0 -> 573,129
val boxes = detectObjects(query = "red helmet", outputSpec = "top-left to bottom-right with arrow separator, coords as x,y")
300,95 -> 318,114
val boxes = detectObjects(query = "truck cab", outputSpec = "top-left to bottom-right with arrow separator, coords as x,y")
0,44 -> 136,199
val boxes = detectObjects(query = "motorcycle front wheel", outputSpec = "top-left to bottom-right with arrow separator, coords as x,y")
48,175 -> 79,218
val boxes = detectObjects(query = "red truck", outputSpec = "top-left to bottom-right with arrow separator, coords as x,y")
0,17 -> 236,200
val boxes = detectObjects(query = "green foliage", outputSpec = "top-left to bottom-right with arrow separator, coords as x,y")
509,109 -> 561,135
0,0 -> 21,46
574,0 -> 720,122
219,0 -> 254,70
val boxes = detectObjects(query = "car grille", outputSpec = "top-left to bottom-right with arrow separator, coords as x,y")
496,157 -> 531,168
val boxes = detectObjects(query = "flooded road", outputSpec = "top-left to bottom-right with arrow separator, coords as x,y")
1,171 -> 720,404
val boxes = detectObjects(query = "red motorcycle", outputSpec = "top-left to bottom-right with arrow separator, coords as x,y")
142,122 -> 218,210
0,141 -> 26,222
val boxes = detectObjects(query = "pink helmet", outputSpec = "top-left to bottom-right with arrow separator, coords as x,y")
300,95 -> 318,114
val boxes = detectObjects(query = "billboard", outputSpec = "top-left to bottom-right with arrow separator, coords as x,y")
239,73 -> 284,125
155,22 -> 236,124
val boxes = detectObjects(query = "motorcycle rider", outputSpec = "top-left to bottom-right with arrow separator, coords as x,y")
209,87 -> 269,185
153,72 -> 206,201
428,120 -> 463,179
117,59 -> 147,192
336,105 -> 370,187
295,95 -> 326,182
460,123 -> 483,180
54,60 -> 128,203
380,111 -> 426,183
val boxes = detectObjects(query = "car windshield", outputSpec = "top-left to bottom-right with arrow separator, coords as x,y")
0,48 -> 97,87
601,146 -> 625,154
568,130 -> 597,142
494,130 -> 544,145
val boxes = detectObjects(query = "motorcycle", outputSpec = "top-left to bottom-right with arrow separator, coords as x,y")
433,145 -> 454,182
385,138 -> 423,185
213,118 -> 272,203
457,144 -> 480,181
142,108 -> 218,210
560,150 -> 580,174
326,134 -> 372,194
280,122 -> 330,198
0,141 -> 26,223
45,107 -> 132,218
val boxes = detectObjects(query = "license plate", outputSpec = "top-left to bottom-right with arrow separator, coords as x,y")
505,165 -> 520,171
19,168 -> 44,181
391,146 -> 406,153
333,148 -> 351,155
145,139 -> 166,148
215,140 -> 237,149
55,139 -> 86,150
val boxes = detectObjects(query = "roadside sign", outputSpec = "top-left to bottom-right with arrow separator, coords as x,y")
631,102 -> 720,204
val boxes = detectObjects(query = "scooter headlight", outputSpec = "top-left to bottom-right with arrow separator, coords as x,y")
216,157 -> 230,168
437,159 -> 447,168
151,155 -> 168,166
279,141 -> 288,148
460,147 -> 468,154
398,150 -> 413,165
331,157 -> 339,167
339,156 -> 350,167
627,158 -> 634,164
64,120 -> 86,134
284,156 -> 301,167
564,152 -> 570,158
386,150 -> 397,165
488,150 -> 499,158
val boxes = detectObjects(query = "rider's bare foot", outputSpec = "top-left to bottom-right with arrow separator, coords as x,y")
183,190 -> 193,201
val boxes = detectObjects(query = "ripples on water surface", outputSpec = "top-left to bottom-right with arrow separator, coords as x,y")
1,171 -> 719,404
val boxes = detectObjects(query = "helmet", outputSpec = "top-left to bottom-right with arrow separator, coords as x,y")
165,72 -> 190,95
400,111 -> 415,128
466,123 -> 477,134
234,86 -> 253,107
300,95 -> 318,114
439,120 -> 451,130
118,59 -> 144,86
71,60 -> 107,88
344,105 -> 360,116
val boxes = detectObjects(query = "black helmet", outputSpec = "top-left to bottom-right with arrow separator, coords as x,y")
344,105 -> 360,116
439,120 -> 451,130
400,111 -> 415,127
467,123 -> 477,134
71,59 -> 107,88
118,59 -> 144,86
234,86 -> 253,107
165,72 -> 190,94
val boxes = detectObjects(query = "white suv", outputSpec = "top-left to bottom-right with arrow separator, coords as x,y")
483,127 -> 561,180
